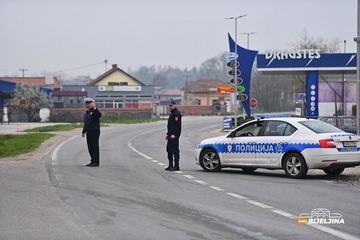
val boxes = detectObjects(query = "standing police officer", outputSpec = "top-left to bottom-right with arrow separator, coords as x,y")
82,98 -> 102,167
165,100 -> 182,171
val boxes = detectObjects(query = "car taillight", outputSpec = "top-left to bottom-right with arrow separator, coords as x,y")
319,138 -> 336,148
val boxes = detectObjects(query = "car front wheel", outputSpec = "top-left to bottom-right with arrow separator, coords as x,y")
199,149 -> 222,172
283,153 -> 308,178
323,167 -> 345,176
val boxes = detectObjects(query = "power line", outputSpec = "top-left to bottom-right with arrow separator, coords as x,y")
53,61 -> 106,73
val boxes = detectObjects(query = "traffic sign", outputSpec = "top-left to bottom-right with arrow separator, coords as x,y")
217,85 -> 234,93
229,77 -> 243,85
228,69 -> 241,76
236,85 -> 245,93
226,60 -> 240,68
250,98 -> 258,109
225,52 -> 238,61
237,94 -> 248,102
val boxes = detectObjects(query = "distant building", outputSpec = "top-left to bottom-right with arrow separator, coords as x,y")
182,79 -> 231,111
52,64 -> 154,109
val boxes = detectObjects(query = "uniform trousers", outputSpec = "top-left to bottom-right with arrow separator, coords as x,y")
86,130 -> 100,165
166,137 -> 180,162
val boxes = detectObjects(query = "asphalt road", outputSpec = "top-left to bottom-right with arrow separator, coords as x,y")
1,116 -> 360,240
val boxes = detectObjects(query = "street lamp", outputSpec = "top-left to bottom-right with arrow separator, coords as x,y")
239,32 -> 257,49
225,14 -> 247,128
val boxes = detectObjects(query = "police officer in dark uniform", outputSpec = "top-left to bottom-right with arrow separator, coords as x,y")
165,100 -> 182,171
82,98 -> 102,167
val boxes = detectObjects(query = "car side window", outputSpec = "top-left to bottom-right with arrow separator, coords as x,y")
283,124 -> 297,136
234,121 -> 263,137
263,121 -> 297,136
264,121 -> 282,136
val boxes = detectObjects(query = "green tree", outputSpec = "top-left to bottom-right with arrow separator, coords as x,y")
10,83 -> 54,122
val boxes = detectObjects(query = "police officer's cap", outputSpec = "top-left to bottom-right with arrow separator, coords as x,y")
169,100 -> 176,106
84,97 -> 95,103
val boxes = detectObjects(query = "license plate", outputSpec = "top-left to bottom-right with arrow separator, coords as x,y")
342,141 -> 357,147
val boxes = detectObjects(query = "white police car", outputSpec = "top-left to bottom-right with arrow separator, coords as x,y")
195,117 -> 360,178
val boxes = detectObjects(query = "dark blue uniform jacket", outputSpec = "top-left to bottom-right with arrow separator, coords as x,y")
167,108 -> 182,137
82,108 -> 102,134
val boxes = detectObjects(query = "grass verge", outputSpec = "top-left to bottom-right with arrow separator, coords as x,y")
0,133 -> 54,159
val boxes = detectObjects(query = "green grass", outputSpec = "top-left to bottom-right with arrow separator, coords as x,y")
1,118 -> 166,159
0,133 -> 54,159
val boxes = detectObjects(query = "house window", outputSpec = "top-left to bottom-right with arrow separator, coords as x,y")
69,96 -> 74,103
77,96 -> 82,103
108,82 -> 120,86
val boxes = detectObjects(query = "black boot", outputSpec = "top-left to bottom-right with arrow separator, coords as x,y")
169,161 -> 180,171
165,160 -> 173,170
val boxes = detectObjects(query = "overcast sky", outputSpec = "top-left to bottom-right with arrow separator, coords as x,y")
0,0 -> 358,79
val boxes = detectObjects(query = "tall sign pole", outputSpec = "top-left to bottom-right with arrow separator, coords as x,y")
226,14 -> 247,128
357,0 -> 360,135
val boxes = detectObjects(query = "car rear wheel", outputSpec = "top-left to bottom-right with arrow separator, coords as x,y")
323,167 -> 345,176
283,153 -> 308,178
200,149 -> 222,172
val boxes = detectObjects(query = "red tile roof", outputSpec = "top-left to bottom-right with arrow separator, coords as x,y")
0,77 -> 60,90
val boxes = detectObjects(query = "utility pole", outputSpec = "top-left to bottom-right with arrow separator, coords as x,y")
19,69 -> 28,78
182,74 -> 193,104
239,32 -> 257,49
226,14 -> 247,128
182,74 -> 192,82
356,0 -> 360,135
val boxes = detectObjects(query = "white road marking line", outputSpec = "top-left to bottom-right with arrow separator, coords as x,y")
52,136 -> 77,162
308,224 -> 360,240
209,186 -> 224,191
152,160 -> 158,163
246,200 -> 273,209
52,161 -> 58,166
55,175 -> 63,181
271,209 -> 295,218
194,179 -> 208,185
126,126 -> 360,240
157,163 -> 165,166
226,192 -> 247,200
128,142 -> 153,160
53,168 -> 58,172
183,175 -> 195,179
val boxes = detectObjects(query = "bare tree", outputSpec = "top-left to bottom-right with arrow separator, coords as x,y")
251,70 -> 293,112
10,83 -> 54,122
152,74 -> 168,87
288,28 -> 341,94
199,52 -> 228,80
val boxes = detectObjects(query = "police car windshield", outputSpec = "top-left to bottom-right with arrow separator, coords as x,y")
299,120 -> 344,134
